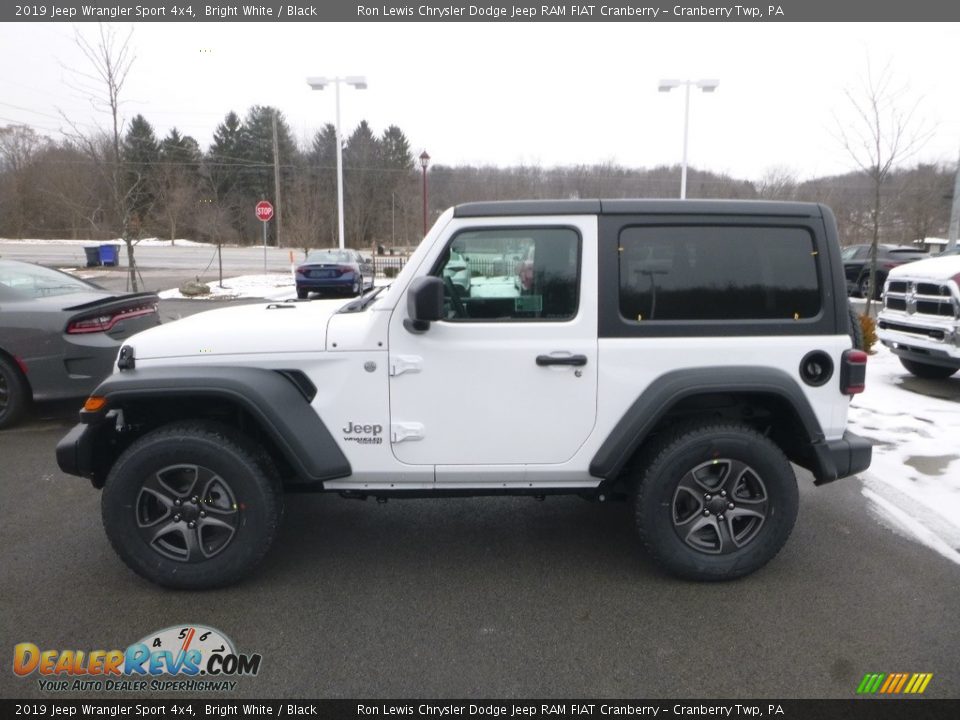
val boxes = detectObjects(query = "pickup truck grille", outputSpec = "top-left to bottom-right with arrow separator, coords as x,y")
884,280 -> 957,318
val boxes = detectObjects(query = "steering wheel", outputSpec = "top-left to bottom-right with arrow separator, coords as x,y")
443,276 -> 466,318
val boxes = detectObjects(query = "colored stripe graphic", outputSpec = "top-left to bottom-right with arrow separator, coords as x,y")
856,672 -> 932,694
857,673 -> 885,694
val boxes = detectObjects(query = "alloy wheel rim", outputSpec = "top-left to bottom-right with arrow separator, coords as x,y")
135,464 -> 240,562
671,459 -> 769,554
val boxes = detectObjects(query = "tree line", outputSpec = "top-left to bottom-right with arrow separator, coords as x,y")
0,114 -> 954,252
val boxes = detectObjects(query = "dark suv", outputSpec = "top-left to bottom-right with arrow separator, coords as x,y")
841,244 -> 927,299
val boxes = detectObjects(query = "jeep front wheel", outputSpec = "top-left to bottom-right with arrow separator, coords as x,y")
634,423 -> 798,581
101,422 -> 282,589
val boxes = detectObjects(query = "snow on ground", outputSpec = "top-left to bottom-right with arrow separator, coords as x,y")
158,273 -> 391,300
848,346 -> 960,565
1,237 -> 208,247
159,273 -> 299,301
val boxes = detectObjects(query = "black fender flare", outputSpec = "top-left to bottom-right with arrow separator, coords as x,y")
589,366 -> 835,483
79,366 -> 350,484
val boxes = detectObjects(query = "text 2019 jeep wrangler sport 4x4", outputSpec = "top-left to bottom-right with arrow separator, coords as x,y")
57,200 -> 871,588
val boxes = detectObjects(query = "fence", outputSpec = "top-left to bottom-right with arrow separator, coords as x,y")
371,256 -> 407,278
368,256 -> 523,279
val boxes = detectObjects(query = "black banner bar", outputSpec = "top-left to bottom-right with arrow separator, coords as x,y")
2,700 -> 960,720
3,0 -> 960,23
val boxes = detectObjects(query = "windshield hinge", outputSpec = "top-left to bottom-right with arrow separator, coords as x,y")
389,355 -> 423,377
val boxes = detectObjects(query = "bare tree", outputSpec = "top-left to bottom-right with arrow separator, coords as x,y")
836,59 -> 933,312
0,125 -> 46,237
757,166 -> 798,201
60,24 -> 142,290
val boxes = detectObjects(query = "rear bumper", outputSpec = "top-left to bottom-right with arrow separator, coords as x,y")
810,431 -> 873,486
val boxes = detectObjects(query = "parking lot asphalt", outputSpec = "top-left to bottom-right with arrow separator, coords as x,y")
1,415 -> 958,699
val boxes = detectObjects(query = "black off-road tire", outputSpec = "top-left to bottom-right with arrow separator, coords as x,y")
0,355 -> 30,430
899,358 -> 958,380
634,422 -> 799,581
848,304 -> 865,351
101,421 -> 283,589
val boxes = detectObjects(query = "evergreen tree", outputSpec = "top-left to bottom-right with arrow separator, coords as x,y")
308,123 -> 339,247
121,114 -> 159,226
343,120 -> 381,247
208,111 -> 242,199
236,106 -> 297,242
378,125 -> 414,244
155,128 -> 201,240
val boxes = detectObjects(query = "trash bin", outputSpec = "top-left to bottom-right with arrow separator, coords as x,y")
98,244 -> 121,266
83,247 -> 101,267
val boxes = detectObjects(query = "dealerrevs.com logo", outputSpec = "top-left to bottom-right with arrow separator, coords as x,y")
13,624 -> 261,693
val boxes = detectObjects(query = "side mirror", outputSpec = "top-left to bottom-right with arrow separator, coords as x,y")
404,276 -> 444,333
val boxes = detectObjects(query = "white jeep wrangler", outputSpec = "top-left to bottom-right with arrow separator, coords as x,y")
57,200 -> 871,588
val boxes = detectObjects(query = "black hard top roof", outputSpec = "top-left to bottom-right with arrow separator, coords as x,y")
453,199 -> 824,218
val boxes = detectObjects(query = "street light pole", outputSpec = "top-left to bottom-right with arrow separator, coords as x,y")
420,150 -> 431,237
659,78 -> 719,199
306,75 -> 367,249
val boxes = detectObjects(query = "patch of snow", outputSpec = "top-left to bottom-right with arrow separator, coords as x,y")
862,488 -> 960,565
1,237 -> 209,247
158,273 -> 391,301
159,273 -> 298,301
848,345 -> 960,564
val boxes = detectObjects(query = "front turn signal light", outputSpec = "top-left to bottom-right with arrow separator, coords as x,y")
83,396 -> 108,412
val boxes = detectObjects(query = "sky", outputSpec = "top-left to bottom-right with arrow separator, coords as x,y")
0,21 -> 958,182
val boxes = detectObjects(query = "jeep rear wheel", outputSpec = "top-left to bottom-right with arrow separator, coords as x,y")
101,422 -> 282,589
634,423 -> 798,581
899,358 -> 959,379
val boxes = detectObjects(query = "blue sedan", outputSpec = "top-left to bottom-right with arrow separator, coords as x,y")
295,249 -> 375,299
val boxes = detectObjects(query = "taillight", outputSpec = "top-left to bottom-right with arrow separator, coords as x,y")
338,265 -> 354,274
67,304 -> 157,334
840,349 -> 867,395
882,262 -> 897,270
296,266 -> 307,274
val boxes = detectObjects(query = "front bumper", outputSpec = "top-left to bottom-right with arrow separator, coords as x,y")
810,431 -> 873,486
56,423 -> 97,480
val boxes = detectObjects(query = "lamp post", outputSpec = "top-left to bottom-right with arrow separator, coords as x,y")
658,78 -> 719,199
306,75 -> 367,249
419,150 -> 431,237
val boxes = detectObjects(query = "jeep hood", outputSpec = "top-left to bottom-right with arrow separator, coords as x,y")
888,255 -> 960,280
125,300 -> 343,360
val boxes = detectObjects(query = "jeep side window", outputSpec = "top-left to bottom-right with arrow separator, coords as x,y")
434,227 -> 580,321
618,226 -> 820,321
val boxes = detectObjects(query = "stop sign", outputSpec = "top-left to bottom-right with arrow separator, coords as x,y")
255,200 -> 274,222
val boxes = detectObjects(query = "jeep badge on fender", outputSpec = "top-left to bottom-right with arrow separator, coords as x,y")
56,199 -> 871,589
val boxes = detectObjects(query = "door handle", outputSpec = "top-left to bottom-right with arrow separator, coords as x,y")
536,354 -> 588,367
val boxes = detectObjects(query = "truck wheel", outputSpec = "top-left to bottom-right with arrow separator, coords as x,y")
634,422 -> 798,581
0,355 -> 29,430
101,422 -> 283,589
848,304 -> 865,351
899,358 -> 958,379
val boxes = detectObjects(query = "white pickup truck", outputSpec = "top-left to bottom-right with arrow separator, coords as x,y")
878,253 -> 960,379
